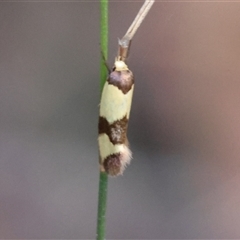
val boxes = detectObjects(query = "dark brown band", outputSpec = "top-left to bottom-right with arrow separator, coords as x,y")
108,70 -> 134,94
98,115 -> 129,145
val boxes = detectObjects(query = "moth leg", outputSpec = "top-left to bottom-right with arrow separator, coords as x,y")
101,50 -> 111,74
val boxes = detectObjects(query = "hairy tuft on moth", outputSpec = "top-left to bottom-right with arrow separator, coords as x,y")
98,60 -> 134,176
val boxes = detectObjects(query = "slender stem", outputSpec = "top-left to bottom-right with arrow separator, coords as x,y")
97,1 -> 108,240
96,172 -> 108,240
100,0 -> 108,92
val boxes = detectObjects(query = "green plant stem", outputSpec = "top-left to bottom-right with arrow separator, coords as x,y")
96,172 -> 108,240
100,0 -> 108,92
96,1 -> 108,240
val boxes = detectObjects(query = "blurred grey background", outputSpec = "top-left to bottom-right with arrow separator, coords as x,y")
1,1 -> 240,239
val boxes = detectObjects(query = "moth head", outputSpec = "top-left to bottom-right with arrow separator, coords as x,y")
114,59 -> 129,71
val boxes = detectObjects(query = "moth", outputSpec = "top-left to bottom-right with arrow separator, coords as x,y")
98,59 -> 134,176
97,0 -> 154,176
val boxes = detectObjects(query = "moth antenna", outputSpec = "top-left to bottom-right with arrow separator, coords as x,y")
118,0 -> 155,61
123,0 -> 155,41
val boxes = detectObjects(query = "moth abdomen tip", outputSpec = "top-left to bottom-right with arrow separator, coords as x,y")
103,153 -> 122,176
103,147 -> 132,176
